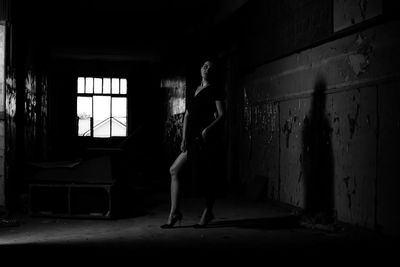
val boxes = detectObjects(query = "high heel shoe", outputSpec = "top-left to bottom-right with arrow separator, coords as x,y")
193,212 -> 214,228
160,211 -> 183,229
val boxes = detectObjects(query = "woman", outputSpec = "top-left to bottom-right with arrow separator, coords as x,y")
161,60 -> 225,229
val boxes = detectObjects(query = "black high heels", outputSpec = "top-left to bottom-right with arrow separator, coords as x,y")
193,212 -> 214,228
160,211 -> 183,229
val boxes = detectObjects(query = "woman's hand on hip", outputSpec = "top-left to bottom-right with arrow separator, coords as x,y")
201,128 -> 209,142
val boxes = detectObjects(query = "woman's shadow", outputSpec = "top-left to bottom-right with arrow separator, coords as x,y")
301,76 -> 335,223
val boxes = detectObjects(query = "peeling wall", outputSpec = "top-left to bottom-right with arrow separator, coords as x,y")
329,87 -> 376,228
161,77 -> 186,166
240,20 -> 400,233
24,70 -> 37,161
280,98 -> 312,208
21,69 -> 48,162
242,99 -> 279,200
5,66 -> 16,203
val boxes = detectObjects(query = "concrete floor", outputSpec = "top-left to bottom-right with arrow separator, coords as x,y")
0,186 -> 398,264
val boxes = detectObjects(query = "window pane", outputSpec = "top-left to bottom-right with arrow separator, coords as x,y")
112,98 -> 127,137
77,77 -> 85,93
103,78 -> 111,94
112,78 -> 119,94
94,78 -> 102,94
77,97 -> 92,136
93,96 -> 111,138
120,79 -> 127,94
85,77 -> 93,93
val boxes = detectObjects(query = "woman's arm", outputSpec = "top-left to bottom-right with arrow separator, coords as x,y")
202,100 -> 225,141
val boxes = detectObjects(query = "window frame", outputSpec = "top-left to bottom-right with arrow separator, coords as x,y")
76,76 -> 128,138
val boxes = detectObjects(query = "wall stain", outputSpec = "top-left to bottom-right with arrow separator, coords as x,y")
343,175 -> 357,210
348,103 -> 360,139
344,176 -> 352,209
347,192 -> 352,209
24,70 -> 37,160
348,33 -> 374,76
343,176 -> 351,188
333,114 -> 340,136
282,119 -> 292,148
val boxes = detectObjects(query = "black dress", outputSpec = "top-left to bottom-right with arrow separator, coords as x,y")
186,85 -> 224,207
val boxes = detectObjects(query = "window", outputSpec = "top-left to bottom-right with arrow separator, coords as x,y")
77,77 -> 127,138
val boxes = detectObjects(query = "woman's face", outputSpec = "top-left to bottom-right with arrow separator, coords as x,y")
201,61 -> 213,79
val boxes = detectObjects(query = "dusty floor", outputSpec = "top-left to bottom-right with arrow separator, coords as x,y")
0,186 -> 398,264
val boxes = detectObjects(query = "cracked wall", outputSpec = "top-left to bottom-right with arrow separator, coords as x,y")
328,87 -> 376,228
240,20 -> 400,233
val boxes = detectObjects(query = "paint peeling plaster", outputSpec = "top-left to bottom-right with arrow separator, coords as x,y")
348,34 -> 374,76
5,69 -> 16,118
161,78 -> 186,116
164,113 -> 184,147
282,119 -> 293,149
253,103 -> 278,145
24,71 -> 38,160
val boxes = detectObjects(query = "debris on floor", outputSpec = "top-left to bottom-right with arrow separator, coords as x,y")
0,218 -> 20,227
299,211 -> 341,232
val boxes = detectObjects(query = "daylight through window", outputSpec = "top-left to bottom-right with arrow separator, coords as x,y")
77,77 -> 127,138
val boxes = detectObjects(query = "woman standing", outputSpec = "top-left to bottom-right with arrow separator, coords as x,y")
161,60 -> 225,228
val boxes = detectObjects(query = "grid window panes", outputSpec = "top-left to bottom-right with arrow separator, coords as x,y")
77,77 -> 128,138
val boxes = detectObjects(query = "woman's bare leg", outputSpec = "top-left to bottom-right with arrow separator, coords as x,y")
168,151 -> 187,221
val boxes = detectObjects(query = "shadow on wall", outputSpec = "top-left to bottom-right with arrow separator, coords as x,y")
301,76 -> 335,219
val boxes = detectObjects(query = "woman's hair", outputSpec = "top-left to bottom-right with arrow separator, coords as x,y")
203,56 -> 217,66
